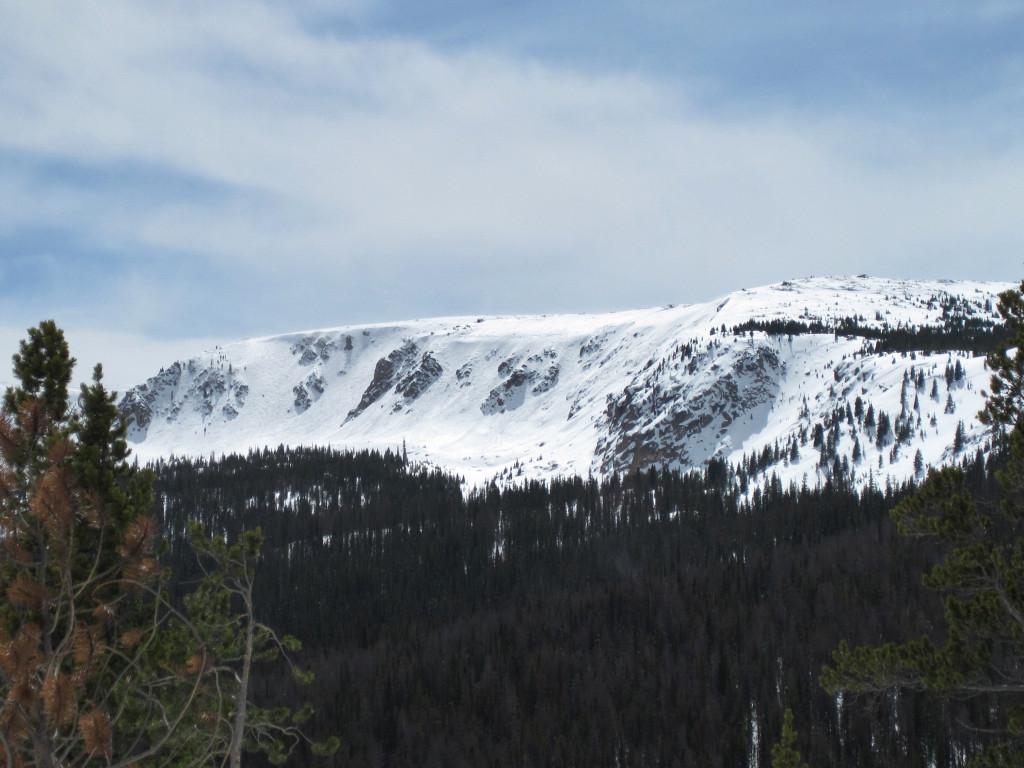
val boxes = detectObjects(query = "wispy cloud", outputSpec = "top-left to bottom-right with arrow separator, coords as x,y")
0,0 -> 1021,381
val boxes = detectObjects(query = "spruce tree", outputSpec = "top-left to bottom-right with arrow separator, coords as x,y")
770,709 -> 808,768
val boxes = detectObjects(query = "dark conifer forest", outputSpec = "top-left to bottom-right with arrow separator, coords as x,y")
152,447 -> 1004,767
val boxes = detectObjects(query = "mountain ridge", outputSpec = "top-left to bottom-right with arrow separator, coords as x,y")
120,275 -> 1014,489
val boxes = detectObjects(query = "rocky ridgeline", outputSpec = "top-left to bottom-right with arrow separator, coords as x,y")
118,277 -> 1013,489
120,355 -> 249,437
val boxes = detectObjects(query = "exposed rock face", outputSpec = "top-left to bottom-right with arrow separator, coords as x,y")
291,335 -> 339,365
480,350 -> 560,415
346,342 -> 444,420
120,364 -> 184,433
395,353 -> 443,405
293,372 -> 326,413
595,343 -> 782,474
121,357 -> 249,437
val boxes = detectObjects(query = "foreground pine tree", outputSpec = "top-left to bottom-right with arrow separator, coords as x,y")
822,281 -> 1024,766
770,709 -> 808,768
0,322 -> 185,766
184,524 -> 339,767
0,321 -> 334,768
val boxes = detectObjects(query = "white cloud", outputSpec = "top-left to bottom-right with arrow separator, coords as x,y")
1,0 -> 1022,339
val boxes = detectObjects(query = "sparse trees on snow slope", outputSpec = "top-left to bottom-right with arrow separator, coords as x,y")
823,281 -> 1024,766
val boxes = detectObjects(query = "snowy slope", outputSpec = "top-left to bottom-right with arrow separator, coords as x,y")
120,276 -> 1013,489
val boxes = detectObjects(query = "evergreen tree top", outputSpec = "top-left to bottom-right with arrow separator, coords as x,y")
2,319 -> 75,424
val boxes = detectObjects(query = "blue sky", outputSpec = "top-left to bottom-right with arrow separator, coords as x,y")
1,0 -> 1022,390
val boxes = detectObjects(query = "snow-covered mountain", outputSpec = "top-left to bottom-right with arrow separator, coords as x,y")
120,276 -> 1013,489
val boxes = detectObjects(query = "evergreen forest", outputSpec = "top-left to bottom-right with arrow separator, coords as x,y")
152,446 -> 1007,767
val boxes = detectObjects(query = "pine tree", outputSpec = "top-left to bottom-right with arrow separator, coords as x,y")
953,421 -> 966,453
185,524 -> 339,767
0,323 -> 183,767
875,411 -> 891,447
2,320 -> 75,426
770,709 -> 808,768
0,323 -> 335,767
981,282 -> 1024,432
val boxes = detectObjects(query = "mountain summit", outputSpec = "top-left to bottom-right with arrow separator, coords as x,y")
121,276 -> 1011,489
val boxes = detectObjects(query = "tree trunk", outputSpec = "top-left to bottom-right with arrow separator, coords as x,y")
229,587 -> 255,768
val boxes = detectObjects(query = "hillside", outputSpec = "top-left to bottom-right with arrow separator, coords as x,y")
152,445 -> 1002,768
120,276 -> 1012,488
